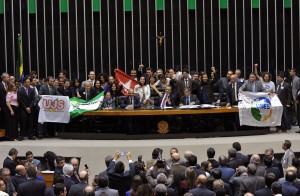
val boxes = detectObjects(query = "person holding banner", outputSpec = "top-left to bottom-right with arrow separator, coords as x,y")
276,72 -> 292,132
239,73 -> 267,93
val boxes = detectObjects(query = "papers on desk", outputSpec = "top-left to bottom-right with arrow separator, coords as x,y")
178,105 -> 201,109
163,106 -> 174,110
41,170 -> 54,174
200,104 -> 217,109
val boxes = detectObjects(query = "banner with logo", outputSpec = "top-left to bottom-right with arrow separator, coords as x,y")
38,96 -> 70,123
238,92 -> 283,127
115,69 -> 139,96
69,92 -> 104,118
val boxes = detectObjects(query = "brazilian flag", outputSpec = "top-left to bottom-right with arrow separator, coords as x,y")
16,34 -> 24,82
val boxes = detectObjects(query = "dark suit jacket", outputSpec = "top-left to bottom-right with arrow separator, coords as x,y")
226,82 -> 244,105
68,182 -> 88,196
107,161 -> 135,196
17,87 -> 35,112
3,157 -> 17,176
64,176 -> 75,194
277,81 -> 292,106
58,86 -> 74,98
189,186 -> 215,196
44,187 -> 55,196
254,187 -> 273,196
255,165 -> 266,177
178,78 -> 196,96
179,94 -> 200,105
0,82 -> 8,111
240,175 -> 266,195
208,159 -> 219,168
156,93 -> 176,107
272,157 -> 284,178
10,175 -> 26,191
218,166 -> 235,183
120,95 -> 141,109
39,84 -> 61,96
17,178 -> 46,196
265,166 -> 281,180
239,80 -> 267,92
198,82 -> 217,103
227,158 -> 244,170
229,173 -> 248,196
78,87 -> 97,101
282,181 -> 300,196
236,152 -> 249,167
170,164 -> 186,189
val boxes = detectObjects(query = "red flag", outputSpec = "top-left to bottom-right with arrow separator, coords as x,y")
114,69 -> 139,95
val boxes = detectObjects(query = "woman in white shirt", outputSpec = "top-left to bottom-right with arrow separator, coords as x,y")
134,76 -> 152,108
254,64 -> 275,93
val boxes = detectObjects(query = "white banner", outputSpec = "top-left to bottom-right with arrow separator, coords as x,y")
238,92 -> 283,127
38,96 -> 70,123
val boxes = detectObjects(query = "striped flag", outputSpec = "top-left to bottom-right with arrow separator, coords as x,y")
16,34 -> 24,82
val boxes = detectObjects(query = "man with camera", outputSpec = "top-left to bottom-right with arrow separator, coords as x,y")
107,151 -> 135,196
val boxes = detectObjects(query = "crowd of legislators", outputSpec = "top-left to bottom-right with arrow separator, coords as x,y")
0,65 -> 300,140
0,140 -> 299,196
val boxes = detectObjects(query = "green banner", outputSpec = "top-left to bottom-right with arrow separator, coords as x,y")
156,0 -> 164,11
61,0 -> 68,13
69,92 -> 104,118
284,0 -> 291,8
220,0 -> 228,9
93,0 -> 101,12
252,0 -> 259,9
28,0 -> 36,13
0,0 -> 4,14
188,0 -> 196,10
124,0 -> 132,11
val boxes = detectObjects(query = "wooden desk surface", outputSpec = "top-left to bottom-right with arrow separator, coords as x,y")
83,107 -> 238,116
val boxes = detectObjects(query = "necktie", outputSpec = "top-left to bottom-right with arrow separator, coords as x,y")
161,94 -> 167,109
25,87 -> 28,95
49,86 -> 52,94
86,91 -> 89,100
252,83 -> 256,92
186,96 -> 190,105
277,84 -> 281,93
185,80 -> 188,88
232,84 -> 236,102
5,83 -> 8,92
130,98 -> 133,104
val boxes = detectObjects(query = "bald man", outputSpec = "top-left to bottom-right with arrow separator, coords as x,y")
11,165 -> 27,192
170,153 -> 186,190
68,170 -> 89,196
120,89 -> 141,109
189,174 -> 215,196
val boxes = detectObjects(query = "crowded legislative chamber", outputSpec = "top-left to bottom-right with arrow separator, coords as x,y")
0,0 -> 300,196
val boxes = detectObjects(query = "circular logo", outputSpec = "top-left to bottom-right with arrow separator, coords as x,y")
157,121 -> 169,134
250,97 -> 272,121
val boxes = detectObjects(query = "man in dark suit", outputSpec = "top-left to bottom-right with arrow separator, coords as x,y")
229,166 -> 248,196
198,70 -> 221,104
254,172 -> 276,196
53,156 -> 65,185
17,166 -> 46,196
264,157 -> 281,181
282,170 -> 300,196
0,73 -> 9,129
226,75 -> 243,107
227,148 -> 244,170
178,70 -> 196,96
107,151 -> 135,196
63,164 -> 75,193
207,147 -> 219,169
3,148 -> 18,176
232,142 -> 249,167
95,174 -> 119,196
249,154 -> 265,177
169,153 -> 186,191
218,155 -> 235,183
120,88 -> 141,109
156,85 -> 176,108
68,170 -> 89,196
58,79 -> 74,98
265,148 -> 283,178
78,81 -> 97,101
17,78 -> 36,141
10,165 -> 27,192
189,174 -> 215,196
38,76 -> 61,138
1,167 -> 17,196
276,72 -> 293,132
30,77 -> 41,136
188,155 -> 206,177
239,163 -> 265,195
179,87 -> 200,106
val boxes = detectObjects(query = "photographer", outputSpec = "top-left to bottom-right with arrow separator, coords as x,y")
107,151 -> 135,196
146,156 -> 174,188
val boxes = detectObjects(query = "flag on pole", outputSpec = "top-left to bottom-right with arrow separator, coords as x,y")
16,34 -> 24,82
114,69 -> 139,96
69,91 -> 104,118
